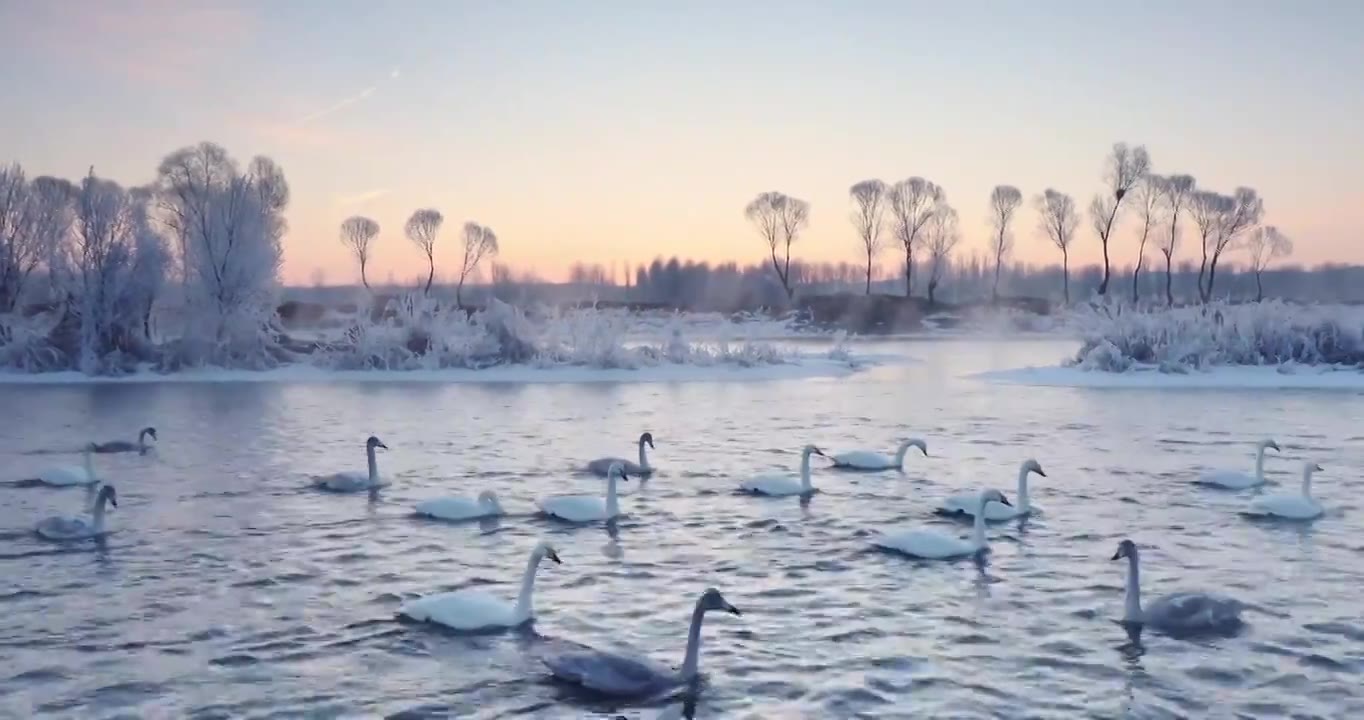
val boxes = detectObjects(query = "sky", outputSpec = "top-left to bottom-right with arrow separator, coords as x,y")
2,0 -> 1362,285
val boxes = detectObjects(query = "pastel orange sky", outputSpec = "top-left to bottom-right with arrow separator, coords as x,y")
3,0 -> 1361,284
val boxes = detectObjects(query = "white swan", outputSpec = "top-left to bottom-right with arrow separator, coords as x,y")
544,587 -> 742,697
29,443 -> 101,487
586,432 -> 654,476
1244,461 -> 1325,521
94,427 -> 157,454
415,490 -> 505,521
398,541 -> 561,631
1196,438 -> 1279,489
36,485 -> 118,540
873,489 -> 1010,559
739,445 -> 826,497
937,459 -> 1045,520
315,436 -> 388,492
1111,539 -> 1245,636
540,462 -> 629,522
829,438 -> 927,471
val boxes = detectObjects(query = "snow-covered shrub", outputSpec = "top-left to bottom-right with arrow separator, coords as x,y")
1065,301 -> 1364,372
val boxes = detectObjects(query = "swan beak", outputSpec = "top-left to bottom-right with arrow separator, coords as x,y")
1269,442 -> 1280,451
1036,469 -> 1047,477
812,448 -> 825,456
998,496 -> 1013,507
1110,551 -> 1121,560
1314,463 -> 1324,471
648,439 -> 655,449
547,550 -> 562,564
377,442 -> 389,450
725,603 -> 742,616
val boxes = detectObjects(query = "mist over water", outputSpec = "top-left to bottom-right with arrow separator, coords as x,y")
1,339 -> 1361,719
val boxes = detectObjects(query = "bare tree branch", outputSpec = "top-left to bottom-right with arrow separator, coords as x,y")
925,200 -> 959,306
1129,174 -> 1167,303
1244,225 -> 1292,302
404,208 -> 443,295
745,191 -> 807,300
1154,174 -> 1194,306
1093,142 -> 1150,296
848,179 -> 887,294
1035,189 -> 1079,303
339,216 -> 379,289
887,177 -> 942,297
988,185 -> 1022,303
457,221 -> 498,308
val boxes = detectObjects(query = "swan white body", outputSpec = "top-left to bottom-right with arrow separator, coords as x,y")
398,542 -> 561,631
94,427 -> 157,454
587,432 -> 654,477
415,490 -> 504,521
938,459 -> 1045,520
1112,539 -> 1244,636
541,463 -> 628,522
36,485 -> 118,540
1245,461 -> 1324,520
317,436 -> 388,492
829,438 -> 927,471
874,489 -> 1010,559
739,445 -> 825,497
544,588 -> 741,697
1197,438 -> 1279,489
33,445 -> 100,487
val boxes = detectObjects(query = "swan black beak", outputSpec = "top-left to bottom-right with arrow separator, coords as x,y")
812,448 -> 825,456
1036,469 -> 1048,477
547,551 -> 562,564
1110,550 -> 1121,560
726,604 -> 742,616
377,442 -> 389,450
998,495 -> 1012,507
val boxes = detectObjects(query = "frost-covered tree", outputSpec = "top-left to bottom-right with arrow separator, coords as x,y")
887,177 -> 942,297
1244,226 -> 1292,302
1130,174 -> 1166,303
988,185 -> 1023,303
1155,174 -> 1195,306
1089,143 -> 1150,297
1192,187 -> 1263,302
1035,189 -> 1079,304
0,164 -> 71,312
456,221 -> 498,308
125,188 -> 171,341
71,170 -> 144,371
745,191 -> 808,300
925,201 -> 959,307
155,142 -> 288,357
339,215 -> 379,289
404,209 -> 443,294
848,179 -> 887,295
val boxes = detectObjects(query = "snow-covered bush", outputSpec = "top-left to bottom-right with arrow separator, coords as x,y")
1065,301 -> 1364,372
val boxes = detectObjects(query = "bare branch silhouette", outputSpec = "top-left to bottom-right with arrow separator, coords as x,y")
1154,174 -> 1195,306
887,177 -> 942,297
1035,189 -> 1079,303
404,208 -> 443,294
745,191 -> 808,300
988,185 -> 1023,303
1091,143 -> 1150,296
1244,225 -> 1292,301
339,216 -> 379,290
457,221 -> 498,308
848,179 -> 887,294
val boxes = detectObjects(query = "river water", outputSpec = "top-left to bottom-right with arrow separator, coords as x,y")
1,339 -> 1361,719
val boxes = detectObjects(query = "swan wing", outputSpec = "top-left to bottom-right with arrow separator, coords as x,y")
873,529 -> 973,559
398,589 -> 518,630
739,474 -> 803,496
1147,592 -> 1243,633
545,649 -> 670,696
1196,470 -> 1261,489
415,497 -> 486,521
935,492 -> 977,514
1247,494 -> 1321,520
540,495 -> 607,522
831,451 -> 891,470
38,466 -> 96,487
316,472 -> 372,492
36,516 -> 93,540
93,441 -> 135,453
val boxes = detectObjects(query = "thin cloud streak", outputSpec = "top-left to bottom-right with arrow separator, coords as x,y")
334,188 -> 391,208
296,86 -> 377,125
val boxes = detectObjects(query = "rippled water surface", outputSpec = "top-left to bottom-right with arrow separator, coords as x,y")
3,339 -> 1363,719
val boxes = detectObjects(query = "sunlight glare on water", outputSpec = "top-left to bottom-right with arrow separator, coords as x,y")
1,339 -> 1362,719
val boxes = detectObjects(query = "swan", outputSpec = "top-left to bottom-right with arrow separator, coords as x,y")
937,459 -> 1045,520
1111,539 -> 1245,636
398,541 -> 561,631
873,489 -> 1011,559
315,436 -> 388,492
36,485 -> 118,540
829,438 -> 927,471
1196,438 -> 1279,489
544,587 -> 741,697
739,445 -> 826,497
1244,461 -> 1325,520
93,427 -> 157,454
29,443 -> 102,487
586,432 -> 654,477
415,490 -> 505,521
540,462 -> 629,522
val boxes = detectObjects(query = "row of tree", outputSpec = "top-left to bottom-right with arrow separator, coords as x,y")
0,142 -> 287,371
747,143 -> 1291,307
338,210 -> 499,307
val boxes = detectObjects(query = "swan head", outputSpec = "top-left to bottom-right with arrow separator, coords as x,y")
366,436 -> 388,451
1022,459 -> 1046,477
1260,438 -> 1281,452
697,587 -> 742,616
639,432 -> 655,449
83,441 -> 98,453
533,541 -> 562,565
97,484 -> 118,508
980,488 -> 1011,506
477,489 -> 502,510
801,444 -> 825,458
900,438 -> 928,457
1304,461 -> 1323,474
607,462 -> 632,481
1111,538 -> 1138,561
141,427 -> 158,441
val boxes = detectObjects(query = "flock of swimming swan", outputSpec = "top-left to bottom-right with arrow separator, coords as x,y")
19,429 -> 1330,699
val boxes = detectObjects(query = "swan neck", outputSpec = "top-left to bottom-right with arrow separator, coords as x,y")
606,474 -> 620,516
1017,468 -> 1031,511
638,440 -> 649,469
513,551 -> 541,620
83,449 -> 94,476
1255,446 -> 1266,481
679,601 -> 708,679
1124,553 -> 1143,621
894,444 -> 909,466
800,452 -> 813,489
1301,467 -> 1313,497
91,494 -> 109,532
971,496 -> 989,548
366,445 -> 378,484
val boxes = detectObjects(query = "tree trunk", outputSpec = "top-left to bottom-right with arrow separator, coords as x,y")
424,260 -> 434,295
456,279 -> 465,309
992,261 -> 1002,303
1098,241 -> 1110,296
360,260 -> 370,290
1204,258 -> 1220,303
1061,251 -> 1070,305
1164,254 -> 1174,307
927,279 -> 938,307
1131,262 -> 1141,304
865,250 -> 872,295
1255,271 -> 1263,302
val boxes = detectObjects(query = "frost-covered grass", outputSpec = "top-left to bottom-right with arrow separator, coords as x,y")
1064,301 -> 1364,373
